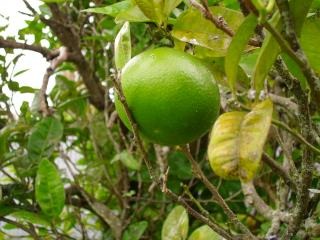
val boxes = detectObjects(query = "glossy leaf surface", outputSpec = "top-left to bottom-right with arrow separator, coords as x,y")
188,225 -> 222,240
162,206 -> 189,240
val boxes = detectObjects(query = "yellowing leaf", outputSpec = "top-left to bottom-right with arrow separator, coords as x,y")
161,206 -> 189,240
208,99 -> 273,181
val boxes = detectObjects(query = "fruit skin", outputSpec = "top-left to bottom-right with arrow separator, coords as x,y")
115,47 -> 220,146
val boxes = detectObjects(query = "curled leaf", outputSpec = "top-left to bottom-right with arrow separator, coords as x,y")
114,21 -> 131,70
208,99 -> 273,181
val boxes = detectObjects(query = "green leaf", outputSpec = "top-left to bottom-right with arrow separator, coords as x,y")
168,151 -> 192,180
252,12 -> 281,96
225,13 -> 258,93
8,81 -> 20,91
35,159 -> 65,218
14,69 -> 29,77
301,17 -> 320,74
19,86 -> 37,93
252,1 -> 313,95
10,211 -> 50,226
0,204 -> 17,217
135,0 -> 165,25
188,225 -> 223,240
57,96 -> 88,116
27,117 -> 64,161
115,21 -> 131,70
111,151 -> 140,170
123,221 -> 148,240
162,206 -> 189,240
290,0 -> 314,36
172,7 -> 243,57
115,5 -> 151,24
82,1 -> 132,17
208,99 -> 273,181
0,126 -> 11,161
163,0 -> 183,17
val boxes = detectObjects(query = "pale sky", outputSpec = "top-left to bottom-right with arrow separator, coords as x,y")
1,0 -> 51,113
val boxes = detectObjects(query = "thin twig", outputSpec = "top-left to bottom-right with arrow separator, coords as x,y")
39,47 -> 68,116
262,152 -> 297,191
0,217 -> 40,240
111,72 -> 157,181
112,71 -> 239,239
189,0 -> 261,47
263,20 -> 320,105
163,187 -> 235,239
272,119 -> 320,155
180,145 -> 256,239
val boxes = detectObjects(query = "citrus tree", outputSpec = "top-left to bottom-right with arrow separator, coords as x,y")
0,0 -> 320,239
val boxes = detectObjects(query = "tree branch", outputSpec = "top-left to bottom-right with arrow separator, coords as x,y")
262,152 -> 297,191
189,0 -> 261,47
269,93 -> 298,115
40,3 -> 105,110
39,47 -> 68,116
241,181 -> 290,222
0,38 -> 59,60
0,217 -> 40,240
180,145 -> 256,239
263,15 -> 320,105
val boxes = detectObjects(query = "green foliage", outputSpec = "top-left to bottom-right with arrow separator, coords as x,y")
172,7 -> 243,57
27,117 -> 64,161
161,206 -> 189,240
301,17 -> 320,73
225,13 -> 257,93
252,13 -> 281,97
114,21 -> 132,70
123,221 -> 148,240
0,0 -> 320,239
35,159 -> 65,218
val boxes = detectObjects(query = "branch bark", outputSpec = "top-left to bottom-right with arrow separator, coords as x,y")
0,38 -> 59,60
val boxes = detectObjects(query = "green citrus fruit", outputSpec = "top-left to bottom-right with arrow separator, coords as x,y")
115,47 -> 220,146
